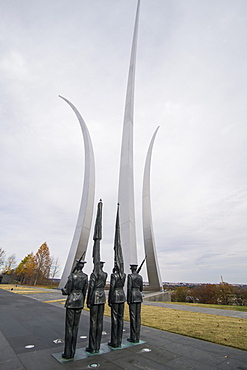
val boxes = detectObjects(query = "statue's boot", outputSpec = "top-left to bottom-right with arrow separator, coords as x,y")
62,353 -> 73,359
86,347 -> 95,354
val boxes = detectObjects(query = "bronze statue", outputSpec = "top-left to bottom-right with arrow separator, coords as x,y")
86,200 -> 107,353
108,204 -> 126,348
61,260 -> 88,359
108,266 -> 126,347
86,261 -> 107,353
127,264 -> 143,343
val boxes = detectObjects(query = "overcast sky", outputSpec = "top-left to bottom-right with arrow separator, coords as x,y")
1,0 -> 247,284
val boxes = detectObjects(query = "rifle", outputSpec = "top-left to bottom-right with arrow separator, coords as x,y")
137,255 -> 147,274
72,251 -> 86,273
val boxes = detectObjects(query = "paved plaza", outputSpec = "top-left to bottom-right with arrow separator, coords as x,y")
0,287 -> 247,369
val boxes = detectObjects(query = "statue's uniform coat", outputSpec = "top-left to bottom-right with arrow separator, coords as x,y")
62,270 -> 88,358
108,272 -> 126,347
127,271 -> 143,342
87,269 -> 107,352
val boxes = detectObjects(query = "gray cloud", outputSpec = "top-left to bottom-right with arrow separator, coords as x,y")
1,0 -> 247,284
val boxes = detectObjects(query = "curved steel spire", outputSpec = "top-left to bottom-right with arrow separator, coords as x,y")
142,127 -> 163,291
118,0 -> 140,270
58,96 -> 95,289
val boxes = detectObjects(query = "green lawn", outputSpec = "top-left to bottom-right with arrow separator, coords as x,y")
167,301 -> 247,312
88,302 -> 247,351
139,304 -> 247,351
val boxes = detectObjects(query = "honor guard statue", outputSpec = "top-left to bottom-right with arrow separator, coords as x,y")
61,260 -> 88,359
108,204 -> 126,348
108,265 -> 126,347
86,261 -> 107,353
86,200 -> 107,353
127,264 -> 143,343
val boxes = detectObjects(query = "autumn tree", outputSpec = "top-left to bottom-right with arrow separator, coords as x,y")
173,286 -> 191,302
0,248 -> 5,271
216,282 -> 235,305
50,256 -> 59,284
33,242 -> 52,285
15,253 -> 36,284
191,284 -> 217,304
233,286 -> 247,306
3,254 -> 17,274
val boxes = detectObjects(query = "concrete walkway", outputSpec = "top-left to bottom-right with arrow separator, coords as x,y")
0,287 -> 247,370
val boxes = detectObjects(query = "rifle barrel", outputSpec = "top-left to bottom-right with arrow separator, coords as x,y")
137,255 -> 147,274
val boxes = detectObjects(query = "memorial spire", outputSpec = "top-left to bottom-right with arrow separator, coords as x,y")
118,0 -> 140,270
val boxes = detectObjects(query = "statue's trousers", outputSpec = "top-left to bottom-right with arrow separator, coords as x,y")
64,308 -> 82,357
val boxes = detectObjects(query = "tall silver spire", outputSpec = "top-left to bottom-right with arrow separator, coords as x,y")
58,96 -> 95,289
142,127 -> 163,291
118,0 -> 141,269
